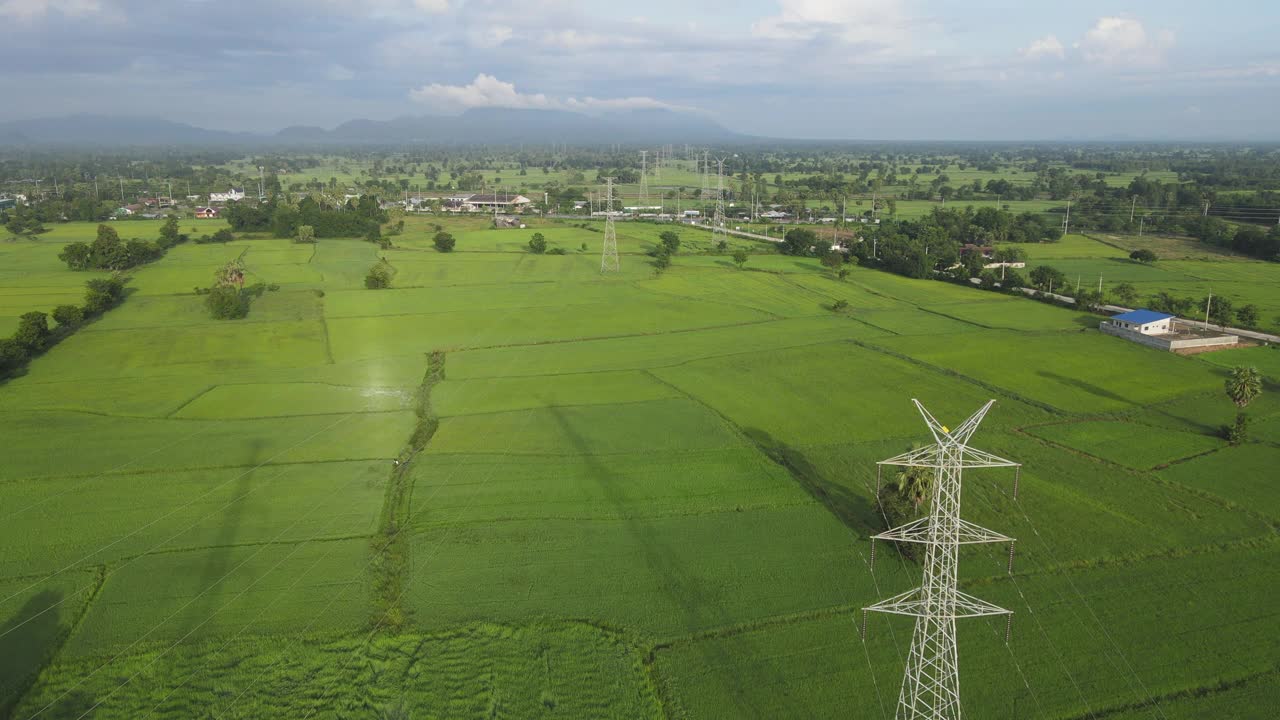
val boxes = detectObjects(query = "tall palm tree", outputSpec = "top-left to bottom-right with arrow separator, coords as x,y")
895,464 -> 933,511
1225,366 -> 1263,408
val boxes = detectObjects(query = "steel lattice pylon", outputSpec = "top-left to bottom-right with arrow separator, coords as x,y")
711,157 -> 728,246
600,177 -> 619,273
864,399 -> 1021,720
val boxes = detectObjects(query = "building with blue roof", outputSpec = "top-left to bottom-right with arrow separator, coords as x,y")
1108,309 -> 1175,335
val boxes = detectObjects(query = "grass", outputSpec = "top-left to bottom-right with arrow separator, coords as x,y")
0,217 -> 1276,718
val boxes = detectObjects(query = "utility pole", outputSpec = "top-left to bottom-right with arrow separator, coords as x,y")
94,176 -> 99,200
601,177 -> 619,273
1139,216 -> 1145,236
1204,290 -> 1213,328
1203,200 -> 1210,217
1098,273 -> 1103,294
1063,200 -> 1072,235
1130,196 -> 1137,222
119,176 -> 125,202
864,400 -> 1020,720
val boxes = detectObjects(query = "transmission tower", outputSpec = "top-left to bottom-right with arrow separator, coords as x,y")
712,157 -> 728,246
700,150 -> 710,200
864,399 -> 1020,720
601,177 -> 619,273
639,150 -> 649,209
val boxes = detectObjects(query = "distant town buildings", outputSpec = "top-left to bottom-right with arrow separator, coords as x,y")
209,188 -> 246,203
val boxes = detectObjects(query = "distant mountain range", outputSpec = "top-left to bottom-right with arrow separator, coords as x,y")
0,108 -> 744,147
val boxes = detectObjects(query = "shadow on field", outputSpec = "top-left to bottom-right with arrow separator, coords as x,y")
1070,314 -> 1102,329
182,438 -> 266,639
0,590 -> 90,718
548,408 -> 790,719
743,428 -> 880,536
1035,369 -> 1129,407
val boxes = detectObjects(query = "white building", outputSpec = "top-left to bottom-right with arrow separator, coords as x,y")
462,194 -> 532,211
1107,309 -> 1174,335
210,188 -> 246,203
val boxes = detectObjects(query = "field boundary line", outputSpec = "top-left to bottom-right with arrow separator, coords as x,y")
162,384 -> 217,419
1011,427 -> 1280,528
848,337 -> 1065,414
0,457 -> 393,486
1059,669 -> 1280,720
0,565 -> 105,720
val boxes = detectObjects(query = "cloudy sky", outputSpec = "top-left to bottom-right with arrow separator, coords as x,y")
1,0 -> 1277,139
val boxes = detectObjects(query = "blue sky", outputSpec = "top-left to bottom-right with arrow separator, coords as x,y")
1,0 -> 1277,139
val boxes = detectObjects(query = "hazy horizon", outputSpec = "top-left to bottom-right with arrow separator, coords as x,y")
1,0 -> 1277,141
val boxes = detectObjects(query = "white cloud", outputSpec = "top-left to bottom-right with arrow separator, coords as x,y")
408,73 -> 685,113
1078,17 -> 1173,67
467,25 -> 512,48
327,64 -> 355,81
413,0 -> 448,12
1019,34 -> 1064,61
0,0 -> 101,21
750,0 -> 919,49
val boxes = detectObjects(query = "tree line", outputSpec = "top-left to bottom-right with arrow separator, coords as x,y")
0,276 -> 127,378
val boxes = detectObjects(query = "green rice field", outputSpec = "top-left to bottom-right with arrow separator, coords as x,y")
1,217 -> 1277,719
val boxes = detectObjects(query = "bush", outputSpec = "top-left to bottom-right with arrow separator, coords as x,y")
732,249 -> 749,268
1225,412 -> 1250,444
547,247 -> 567,255
295,225 -> 316,244
51,304 -> 84,328
528,232 -> 547,254
0,338 -> 29,375
205,286 -> 248,319
433,231 -> 456,252
365,263 -> 393,289
659,231 -> 680,254
1129,248 -> 1158,263
13,311 -> 50,351
83,277 -> 127,316
830,298 -> 849,312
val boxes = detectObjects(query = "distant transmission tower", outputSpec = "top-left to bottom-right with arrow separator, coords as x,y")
700,150 -> 710,200
712,157 -> 728,246
864,399 -> 1021,720
601,177 -> 619,273
639,150 -> 649,209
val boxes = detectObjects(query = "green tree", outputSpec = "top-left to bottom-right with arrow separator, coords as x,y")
820,250 -> 844,273
295,225 -> 316,244
1112,282 -> 1139,306
1029,264 -> 1067,292
433,231 -> 456,252
51,304 -> 84,328
159,216 -> 181,247
205,286 -> 248,319
1225,366 -> 1262,408
732,249 -> 749,269
659,230 -> 681,255
1203,295 -> 1235,327
365,262 -> 393,289
1236,304 -> 1260,328
876,459 -> 932,560
0,338 -> 29,375
1129,248 -> 1158,263
652,248 -> 672,271
13,311 -> 50,351
780,228 -> 818,256
83,277 -> 126,315
58,242 -> 93,270
528,232 -> 547,254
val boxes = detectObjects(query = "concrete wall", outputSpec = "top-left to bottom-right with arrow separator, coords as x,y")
1100,322 -> 1238,351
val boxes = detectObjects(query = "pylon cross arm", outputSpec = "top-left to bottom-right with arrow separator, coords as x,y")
865,587 -> 1012,619
873,517 -> 1014,545
878,445 -> 1017,469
